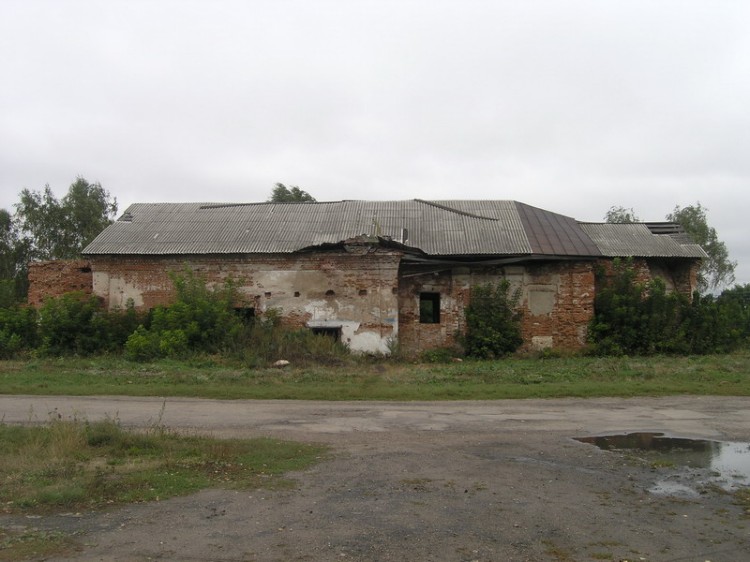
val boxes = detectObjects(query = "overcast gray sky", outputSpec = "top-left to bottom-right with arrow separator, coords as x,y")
2,1 -> 749,285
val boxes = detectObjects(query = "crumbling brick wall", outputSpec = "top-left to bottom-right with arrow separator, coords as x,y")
397,260 -> 597,356
87,243 -> 402,354
27,260 -> 93,307
28,251 -> 700,356
594,258 -> 700,299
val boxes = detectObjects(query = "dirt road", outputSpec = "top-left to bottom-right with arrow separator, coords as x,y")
1,395 -> 749,561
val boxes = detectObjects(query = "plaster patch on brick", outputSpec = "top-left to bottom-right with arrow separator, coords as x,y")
104,275 -> 145,308
527,286 -> 557,316
349,330 -> 392,354
305,300 -> 337,321
531,336 -> 554,350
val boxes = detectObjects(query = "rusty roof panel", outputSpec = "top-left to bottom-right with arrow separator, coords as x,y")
515,202 -> 602,256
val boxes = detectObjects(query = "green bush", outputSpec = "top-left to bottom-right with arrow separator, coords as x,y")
682,292 -> 746,354
0,305 -> 38,358
92,302 -> 143,353
463,280 -> 523,359
123,325 -> 161,361
715,284 -> 750,346
125,270 -> 246,360
38,292 -> 104,356
590,259 -> 746,356
36,292 -> 143,357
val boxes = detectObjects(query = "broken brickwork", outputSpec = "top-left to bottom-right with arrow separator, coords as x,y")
27,260 -> 93,307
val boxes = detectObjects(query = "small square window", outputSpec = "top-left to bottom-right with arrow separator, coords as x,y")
419,292 -> 440,324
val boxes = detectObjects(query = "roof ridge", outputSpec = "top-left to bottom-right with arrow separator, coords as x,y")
199,201 -> 332,210
413,199 -> 499,221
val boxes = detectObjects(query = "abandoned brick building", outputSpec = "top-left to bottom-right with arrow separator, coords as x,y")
29,200 -> 706,355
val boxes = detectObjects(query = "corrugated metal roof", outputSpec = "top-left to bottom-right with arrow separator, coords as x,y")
579,223 -> 707,258
516,202 -> 601,256
82,200 -> 703,260
84,200 -> 534,256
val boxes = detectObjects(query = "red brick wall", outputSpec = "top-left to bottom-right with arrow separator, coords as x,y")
397,264 -> 470,355
27,260 -> 93,307
516,262 -> 595,353
397,261 -> 597,356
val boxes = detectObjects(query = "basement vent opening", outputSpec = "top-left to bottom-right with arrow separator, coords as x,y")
234,307 -> 255,322
311,326 -> 342,341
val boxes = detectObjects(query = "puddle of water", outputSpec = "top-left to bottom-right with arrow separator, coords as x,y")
574,432 -> 750,492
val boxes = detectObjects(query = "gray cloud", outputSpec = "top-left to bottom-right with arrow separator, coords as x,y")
2,0 -> 748,283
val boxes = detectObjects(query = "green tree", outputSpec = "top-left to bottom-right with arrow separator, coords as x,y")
0,209 -> 30,305
0,305 -> 38,358
0,209 -> 17,279
268,182 -> 316,203
15,177 -> 118,261
716,284 -> 750,343
604,206 -> 640,224
666,203 -> 736,292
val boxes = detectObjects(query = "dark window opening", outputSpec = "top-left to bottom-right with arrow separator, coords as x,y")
264,291 -> 272,298
359,289 -> 368,296
311,326 -> 341,341
79,266 -> 91,273
419,292 -> 440,324
325,289 -> 335,297
234,307 -> 255,324
294,291 -> 300,297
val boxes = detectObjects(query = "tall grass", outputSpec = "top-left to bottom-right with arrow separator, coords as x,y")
0,419 -> 326,513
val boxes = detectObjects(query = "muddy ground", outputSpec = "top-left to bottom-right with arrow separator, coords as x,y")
1,395 -> 749,561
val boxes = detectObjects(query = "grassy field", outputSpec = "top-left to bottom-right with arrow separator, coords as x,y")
1,352 -> 749,400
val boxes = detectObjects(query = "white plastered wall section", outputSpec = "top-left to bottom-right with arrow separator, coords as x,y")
92,271 -> 145,309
